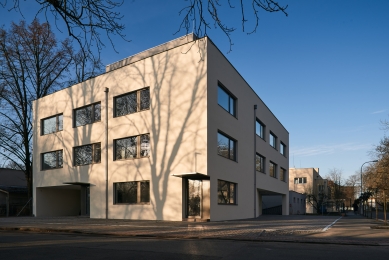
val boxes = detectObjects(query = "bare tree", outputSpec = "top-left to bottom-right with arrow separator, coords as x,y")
0,19 -> 73,214
177,0 -> 288,52
326,168 -> 345,212
1,0 -> 127,57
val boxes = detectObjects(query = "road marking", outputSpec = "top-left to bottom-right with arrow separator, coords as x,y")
322,217 -> 342,232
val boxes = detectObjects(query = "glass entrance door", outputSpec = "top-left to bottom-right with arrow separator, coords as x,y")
187,179 -> 202,217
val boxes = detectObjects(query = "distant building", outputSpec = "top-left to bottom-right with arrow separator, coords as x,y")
289,191 -> 306,215
33,34 -> 289,221
0,168 -> 29,216
289,168 -> 328,214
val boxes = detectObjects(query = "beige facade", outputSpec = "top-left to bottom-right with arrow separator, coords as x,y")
33,34 -> 289,221
289,168 -> 328,214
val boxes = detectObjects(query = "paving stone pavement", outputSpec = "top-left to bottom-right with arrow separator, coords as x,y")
1,213 -> 388,246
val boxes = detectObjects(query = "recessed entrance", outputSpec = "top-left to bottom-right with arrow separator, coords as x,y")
187,179 -> 202,218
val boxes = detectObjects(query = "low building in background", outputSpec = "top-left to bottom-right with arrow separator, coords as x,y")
33,34 -> 289,221
289,168 -> 329,214
289,190 -> 306,215
0,168 -> 29,216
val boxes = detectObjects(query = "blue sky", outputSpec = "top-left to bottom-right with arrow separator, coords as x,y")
1,1 -> 388,181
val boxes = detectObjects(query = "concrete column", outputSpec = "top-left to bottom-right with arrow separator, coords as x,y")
282,194 -> 289,215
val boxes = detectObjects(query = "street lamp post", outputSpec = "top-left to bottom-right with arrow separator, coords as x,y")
360,160 -> 378,215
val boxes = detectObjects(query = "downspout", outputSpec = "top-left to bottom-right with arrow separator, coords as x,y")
254,104 -> 257,218
104,87 -> 109,219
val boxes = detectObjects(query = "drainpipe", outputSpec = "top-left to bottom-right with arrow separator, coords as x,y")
104,87 -> 109,219
254,104 -> 257,218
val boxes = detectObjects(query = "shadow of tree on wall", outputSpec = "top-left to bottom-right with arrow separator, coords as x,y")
34,38 -> 208,220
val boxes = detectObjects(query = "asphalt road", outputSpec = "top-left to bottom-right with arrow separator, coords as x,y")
1,231 -> 388,260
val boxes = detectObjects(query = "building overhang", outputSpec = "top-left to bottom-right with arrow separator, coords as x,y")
63,182 -> 95,186
171,172 -> 210,180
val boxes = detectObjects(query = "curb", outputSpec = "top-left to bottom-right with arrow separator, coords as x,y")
1,226 -> 387,247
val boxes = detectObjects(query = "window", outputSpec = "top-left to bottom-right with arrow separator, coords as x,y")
256,119 -> 265,139
217,84 -> 236,116
217,132 -> 236,161
256,153 -> 265,173
114,87 -> 150,117
42,150 -> 63,170
74,143 -> 101,166
269,161 -> 277,178
42,114 -> 63,135
114,134 -> 150,160
269,132 -> 277,149
280,168 -> 286,182
218,180 -> 236,205
114,181 -> 150,204
294,177 -> 307,184
280,142 -> 286,156
74,102 -> 101,127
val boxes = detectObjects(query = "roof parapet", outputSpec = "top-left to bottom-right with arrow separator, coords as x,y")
105,33 -> 198,72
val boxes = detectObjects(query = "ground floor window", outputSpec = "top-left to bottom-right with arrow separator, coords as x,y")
114,181 -> 150,204
217,180 -> 236,205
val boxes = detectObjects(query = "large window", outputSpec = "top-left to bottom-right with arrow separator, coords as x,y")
217,180 -> 236,205
114,88 -> 150,117
41,114 -> 63,135
280,168 -> 286,182
294,177 -> 307,184
114,181 -> 150,204
256,153 -> 265,173
269,161 -> 277,178
269,132 -> 277,149
74,143 -> 101,166
280,142 -> 286,156
74,102 -> 101,127
256,119 -> 265,139
114,134 -> 150,160
217,132 -> 236,161
217,84 -> 236,116
42,150 -> 63,170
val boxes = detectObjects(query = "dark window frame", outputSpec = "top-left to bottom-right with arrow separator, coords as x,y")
217,179 -> 237,205
280,167 -> 286,182
74,102 -> 101,127
41,150 -> 63,170
114,134 -> 150,161
217,82 -> 237,117
256,119 -> 265,140
269,132 -> 277,149
114,87 -> 150,117
113,181 -> 150,204
294,177 -> 307,184
280,142 -> 287,157
41,114 -> 63,135
217,131 -> 237,161
73,143 -> 101,166
256,153 -> 265,173
269,161 -> 277,178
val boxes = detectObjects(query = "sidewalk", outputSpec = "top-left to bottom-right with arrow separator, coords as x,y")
1,213 -> 388,246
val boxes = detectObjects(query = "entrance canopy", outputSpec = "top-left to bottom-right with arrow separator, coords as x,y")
172,172 -> 210,180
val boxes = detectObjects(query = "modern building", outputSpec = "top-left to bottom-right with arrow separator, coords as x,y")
33,34 -> 289,221
289,168 -> 328,214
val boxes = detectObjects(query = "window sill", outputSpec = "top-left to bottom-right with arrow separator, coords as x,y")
114,108 -> 150,118
74,121 -> 101,128
74,162 -> 101,167
217,154 -> 237,162
114,156 -> 150,161
217,203 -> 238,206
41,167 -> 63,171
114,202 -> 150,205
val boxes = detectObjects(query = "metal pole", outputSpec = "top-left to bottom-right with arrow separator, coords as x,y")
254,104 -> 257,218
104,87 -> 109,219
